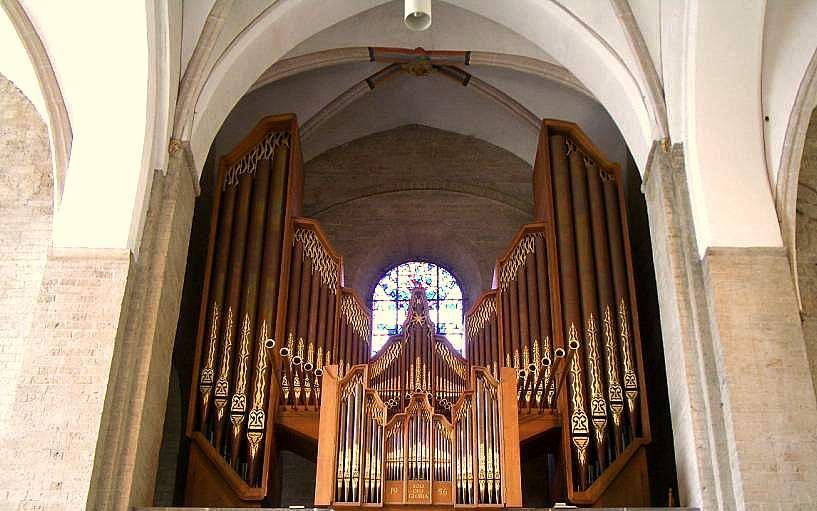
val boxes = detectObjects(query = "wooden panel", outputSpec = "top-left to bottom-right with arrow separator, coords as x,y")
406,481 -> 431,504
499,367 -> 522,507
384,481 -> 403,504
593,446 -> 650,507
276,409 -> 320,441
185,440 -> 262,507
517,410 -> 561,443
432,482 -> 454,504
314,365 -> 340,506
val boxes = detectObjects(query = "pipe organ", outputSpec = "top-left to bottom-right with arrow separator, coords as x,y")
316,288 -> 521,507
185,116 -> 373,506
185,117 -> 651,508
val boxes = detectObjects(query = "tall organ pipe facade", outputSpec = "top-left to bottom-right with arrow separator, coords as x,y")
185,116 -> 372,504
185,116 -> 651,508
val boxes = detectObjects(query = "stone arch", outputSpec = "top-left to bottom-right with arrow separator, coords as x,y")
794,106 -> 817,397
776,48 -> 817,303
188,0 -> 659,175
0,73 -> 54,434
1,0 -> 71,204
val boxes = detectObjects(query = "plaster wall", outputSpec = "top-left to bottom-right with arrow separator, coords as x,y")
180,0 -> 216,74
285,0 -> 552,62
628,0 -> 662,84
190,0 -> 656,181
683,0 -> 782,254
212,62 -> 626,169
21,0 -> 153,252
763,0 -> 817,183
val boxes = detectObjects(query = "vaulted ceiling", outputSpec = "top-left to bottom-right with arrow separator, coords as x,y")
206,0 -> 629,171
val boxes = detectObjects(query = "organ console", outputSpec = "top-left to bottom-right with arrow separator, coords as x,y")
185,116 -> 651,507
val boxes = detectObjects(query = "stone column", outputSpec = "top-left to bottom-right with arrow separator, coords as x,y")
0,248 -> 132,510
702,247 -> 817,509
0,141 -> 198,511
86,141 -> 199,510
643,142 -> 817,510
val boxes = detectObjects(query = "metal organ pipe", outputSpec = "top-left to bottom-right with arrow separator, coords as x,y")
305,269 -> 321,372
246,144 -> 289,484
228,157 -> 272,469
508,279 -> 521,372
198,175 -> 237,432
213,171 -> 254,453
550,134 -> 591,489
586,159 -> 626,455
602,170 -> 640,440
294,256 -> 312,368
569,149 -> 609,471
501,291 -> 512,368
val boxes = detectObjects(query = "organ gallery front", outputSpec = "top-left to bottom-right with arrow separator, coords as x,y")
184,114 -> 651,508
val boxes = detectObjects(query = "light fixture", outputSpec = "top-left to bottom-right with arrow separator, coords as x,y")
404,0 -> 431,31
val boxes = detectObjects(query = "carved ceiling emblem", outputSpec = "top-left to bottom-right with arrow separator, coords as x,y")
402,57 -> 433,76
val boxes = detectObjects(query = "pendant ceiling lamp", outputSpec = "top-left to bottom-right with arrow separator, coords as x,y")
404,0 -> 432,31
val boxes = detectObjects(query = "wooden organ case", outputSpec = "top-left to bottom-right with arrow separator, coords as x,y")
184,116 -> 652,508
185,115 -> 373,506
314,287 -> 523,508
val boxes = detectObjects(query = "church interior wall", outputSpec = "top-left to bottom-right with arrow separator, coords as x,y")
1,2 -> 817,509
302,124 -> 533,305
0,73 -> 53,438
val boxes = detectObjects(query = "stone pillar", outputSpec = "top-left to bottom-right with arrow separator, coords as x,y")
0,141 -> 198,511
0,248 -> 132,510
86,142 -> 198,510
642,143 -> 723,510
643,143 -> 817,510
702,247 -> 817,508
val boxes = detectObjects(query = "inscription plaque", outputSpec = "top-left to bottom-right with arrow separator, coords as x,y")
406,481 -> 431,504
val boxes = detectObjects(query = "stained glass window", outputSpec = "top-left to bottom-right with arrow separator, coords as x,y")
371,261 -> 464,354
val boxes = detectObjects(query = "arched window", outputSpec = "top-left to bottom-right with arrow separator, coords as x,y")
371,261 -> 464,354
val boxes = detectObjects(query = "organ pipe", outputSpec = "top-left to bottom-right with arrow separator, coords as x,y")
586,158 -> 625,455
229,157 -> 271,467
189,115 -> 649,507
246,142 -> 289,483
602,170 -> 641,438
550,134 -> 591,489
198,180 -> 236,432
213,170 -> 253,453
568,149 -> 609,471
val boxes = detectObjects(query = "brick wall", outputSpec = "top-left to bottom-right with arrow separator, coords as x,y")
303,124 -> 533,306
0,248 -> 131,510
0,74 -> 53,437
